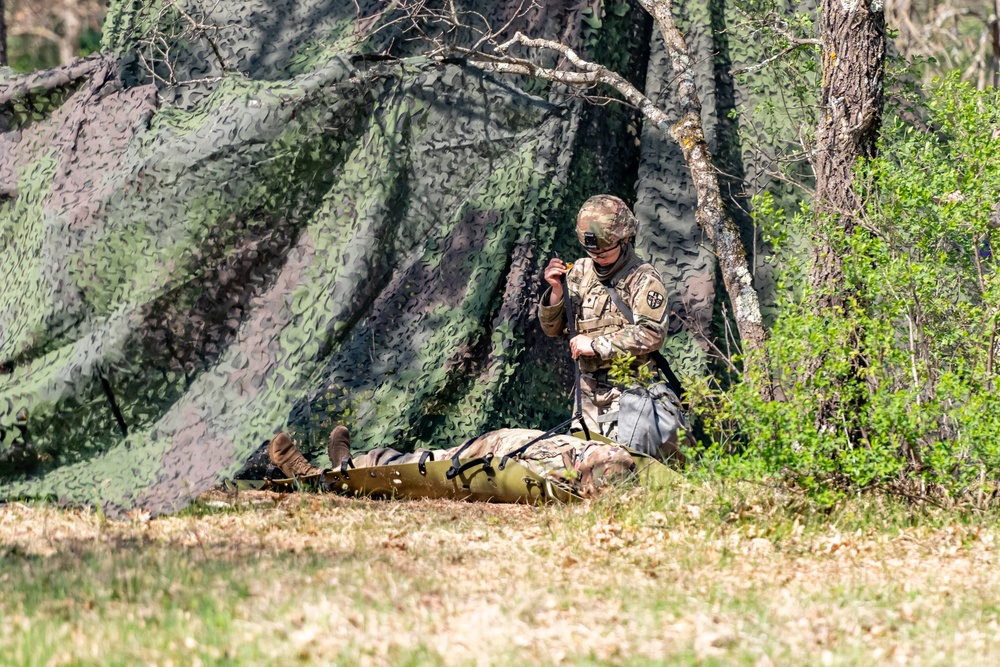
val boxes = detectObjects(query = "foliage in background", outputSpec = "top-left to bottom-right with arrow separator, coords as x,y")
695,76 -> 1000,504
885,0 -> 1000,90
4,0 -> 104,71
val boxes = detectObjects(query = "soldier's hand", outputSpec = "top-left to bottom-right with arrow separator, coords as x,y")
570,335 -> 596,359
544,257 -> 567,304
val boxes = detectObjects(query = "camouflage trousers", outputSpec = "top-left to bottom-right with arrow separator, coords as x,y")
349,428 -> 636,498
576,373 -> 622,440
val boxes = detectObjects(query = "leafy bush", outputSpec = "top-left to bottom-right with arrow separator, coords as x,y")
704,76 -> 1000,503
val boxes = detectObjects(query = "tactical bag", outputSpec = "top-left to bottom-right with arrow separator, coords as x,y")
601,276 -> 688,463
617,382 -> 685,462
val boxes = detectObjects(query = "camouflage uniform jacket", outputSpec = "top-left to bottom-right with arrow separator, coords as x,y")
538,253 -> 668,375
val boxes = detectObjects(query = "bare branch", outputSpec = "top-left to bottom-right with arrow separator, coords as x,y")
131,0 -> 246,90
730,42 -> 814,76
727,6 -> 820,76
731,6 -> 820,45
458,32 -> 670,131
471,0 -> 535,53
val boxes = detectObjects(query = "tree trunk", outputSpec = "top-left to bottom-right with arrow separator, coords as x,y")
1,0 -> 7,67
808,0 -> 885,433
808,0 -> 885,306
637,0 -> 773,398
59,0 -> 82,64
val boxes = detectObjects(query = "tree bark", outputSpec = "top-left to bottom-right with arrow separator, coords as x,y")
808,0 -> 885,307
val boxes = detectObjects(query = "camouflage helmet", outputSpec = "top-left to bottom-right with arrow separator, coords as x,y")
575,195 -> 638,251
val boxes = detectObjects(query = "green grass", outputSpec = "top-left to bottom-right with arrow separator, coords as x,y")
3,479 -> 1000,665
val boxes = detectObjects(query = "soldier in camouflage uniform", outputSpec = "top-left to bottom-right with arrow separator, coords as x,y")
539,195 -> 674,444
268,426 -> 637,499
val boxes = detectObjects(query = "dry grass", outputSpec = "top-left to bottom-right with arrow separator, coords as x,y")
3,477 -> 1000,666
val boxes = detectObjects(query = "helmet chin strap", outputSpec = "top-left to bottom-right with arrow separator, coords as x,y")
594,241 -> 634,280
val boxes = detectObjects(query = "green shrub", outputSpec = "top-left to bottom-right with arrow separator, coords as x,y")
706,75 -> 1000,503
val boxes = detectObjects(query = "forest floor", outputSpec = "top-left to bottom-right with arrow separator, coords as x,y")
2,476 -> 1000,666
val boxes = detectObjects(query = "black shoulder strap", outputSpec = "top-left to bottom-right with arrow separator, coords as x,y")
601,270 -> 686,405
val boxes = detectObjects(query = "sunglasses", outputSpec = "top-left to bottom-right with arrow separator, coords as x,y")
584,241 -> 622,259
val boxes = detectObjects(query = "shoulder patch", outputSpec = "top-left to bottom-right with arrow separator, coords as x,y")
632,275 -> 669,323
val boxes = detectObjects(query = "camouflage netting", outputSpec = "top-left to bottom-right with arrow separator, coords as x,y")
0,0 -> 794,514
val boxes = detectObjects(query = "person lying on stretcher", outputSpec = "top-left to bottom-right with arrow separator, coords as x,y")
266,424 -> 640,500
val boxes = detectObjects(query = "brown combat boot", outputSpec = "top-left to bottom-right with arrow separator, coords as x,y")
268,432 -> 320,478
327,424 -> 352,468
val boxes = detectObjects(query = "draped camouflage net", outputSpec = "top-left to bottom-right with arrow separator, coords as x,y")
0,0 -> 796,515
